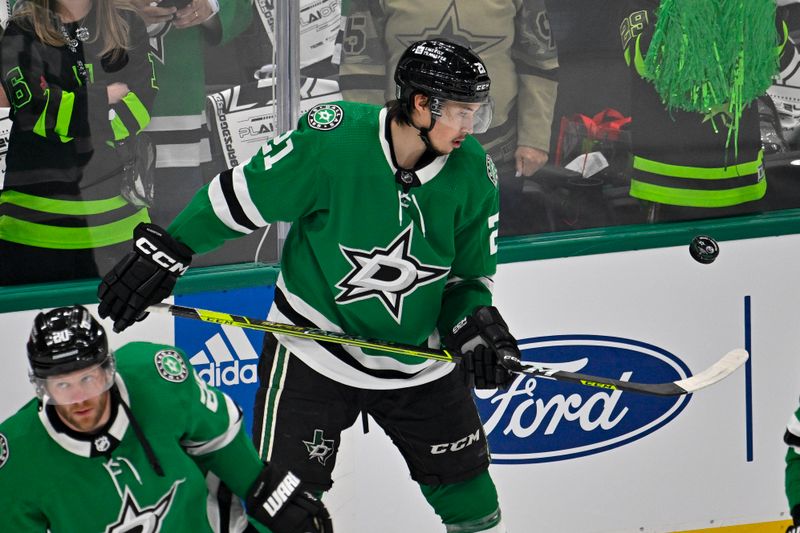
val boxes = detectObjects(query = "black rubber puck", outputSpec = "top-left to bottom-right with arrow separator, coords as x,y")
689,235 -> 719,264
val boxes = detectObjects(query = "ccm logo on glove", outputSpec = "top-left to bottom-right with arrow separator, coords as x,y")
135,236 -> 190,275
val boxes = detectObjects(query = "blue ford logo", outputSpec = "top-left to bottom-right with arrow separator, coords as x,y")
476,335 -> 691,463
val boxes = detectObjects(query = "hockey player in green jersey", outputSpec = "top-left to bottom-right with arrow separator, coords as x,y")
0,305 -> 332,533
98,39 -> 522,532
785,402 -> 800,532
337,0 -> 559,236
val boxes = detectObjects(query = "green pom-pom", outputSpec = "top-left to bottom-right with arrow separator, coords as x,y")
643,0 -> 780,152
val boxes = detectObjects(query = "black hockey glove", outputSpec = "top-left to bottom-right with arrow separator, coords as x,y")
788,505 -> 800,533
246,464 -> 333,533
97,223 -> 193,332
444,306 -> 521,390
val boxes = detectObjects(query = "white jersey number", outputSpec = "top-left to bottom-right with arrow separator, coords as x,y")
488,213 -> 499,255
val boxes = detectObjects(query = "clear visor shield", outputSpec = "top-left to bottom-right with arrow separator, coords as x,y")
31,362 -> 116,405
432,98 -> 494,134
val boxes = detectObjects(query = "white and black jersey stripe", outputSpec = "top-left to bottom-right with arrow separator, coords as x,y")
147,115 -> 212,169
445,274 -> 494,293
182,394 -> 242,456
267,276 -> 454,390
208,166 -> 269,234
205,473 -> 257,533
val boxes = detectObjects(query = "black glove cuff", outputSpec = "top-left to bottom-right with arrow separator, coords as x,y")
133,223 -> 193,275
246,464 -> 303,522
246,463 -> 332,533
444,314 -> 484,355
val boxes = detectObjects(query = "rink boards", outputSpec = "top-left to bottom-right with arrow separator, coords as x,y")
1,233 -> 798,532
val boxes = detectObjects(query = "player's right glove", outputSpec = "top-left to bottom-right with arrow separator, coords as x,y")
788,505 -> 800,533
246,463 -> 333,533
445,305 -> 521,390
97,223 -> 193,332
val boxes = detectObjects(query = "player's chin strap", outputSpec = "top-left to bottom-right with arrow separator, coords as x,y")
411,112 -> 441,155
417,123 -> 434,149
116,390 -> 164,476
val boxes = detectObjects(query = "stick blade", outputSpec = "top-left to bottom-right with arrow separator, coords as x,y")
674,348 -> 749,393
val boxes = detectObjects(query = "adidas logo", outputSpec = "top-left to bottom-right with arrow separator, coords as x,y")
189,325 -> 259,387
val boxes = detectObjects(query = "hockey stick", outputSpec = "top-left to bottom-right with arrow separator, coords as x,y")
149,303 -> 748,397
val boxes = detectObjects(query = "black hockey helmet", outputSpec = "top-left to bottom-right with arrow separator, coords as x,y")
394,39 -> 493,135
395,39 -> 491,104
27,305 -> 110,378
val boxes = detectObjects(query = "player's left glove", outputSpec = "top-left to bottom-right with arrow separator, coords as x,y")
445,305 -> 521,389
246,463 -> 333,533
788,504 -> 800,533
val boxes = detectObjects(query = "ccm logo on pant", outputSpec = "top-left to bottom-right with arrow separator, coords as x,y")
136,237 -> 189,275
262,472 -> 301,517
430,430 -> 481,454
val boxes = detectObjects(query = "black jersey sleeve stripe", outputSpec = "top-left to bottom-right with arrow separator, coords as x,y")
785,428 -> 800,448
219,169 -> 260,232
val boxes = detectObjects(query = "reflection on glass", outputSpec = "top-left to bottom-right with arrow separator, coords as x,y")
5,1 -> 800,287
0,0 -> 156,285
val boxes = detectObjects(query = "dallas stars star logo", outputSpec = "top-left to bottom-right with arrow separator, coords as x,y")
105,481 -> 183,533
307,104 -> 343,130
154,350 -> 188,383
303,429 -> 335,465
394,1 -> 504,54
335,225 -> 449,323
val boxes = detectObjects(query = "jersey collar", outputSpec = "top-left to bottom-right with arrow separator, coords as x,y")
38,374 -> 131,458
378,107 -> 449,185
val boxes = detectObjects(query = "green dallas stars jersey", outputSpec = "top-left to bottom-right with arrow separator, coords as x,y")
0,342 -> 264,532
169,101 -> 500,389
786,403 -> 800,520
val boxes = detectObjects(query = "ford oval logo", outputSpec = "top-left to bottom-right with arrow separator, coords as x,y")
475,335 -> 691,464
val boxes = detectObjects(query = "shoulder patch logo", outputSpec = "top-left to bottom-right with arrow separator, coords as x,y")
154,350 -> 188,383
307,104 -> 343,131
0,434 -> 8,469
486,154 -> 498,188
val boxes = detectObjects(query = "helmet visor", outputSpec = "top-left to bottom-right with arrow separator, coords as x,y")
31,360 -> 115,405
433,98 -> 494,134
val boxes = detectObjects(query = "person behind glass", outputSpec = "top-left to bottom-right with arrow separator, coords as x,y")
0,0 -> 157,285
98,39 -> 522,532
126,0 -> 251,228
337,0 -> 559,237
0,305 -> 331,532
619,0 -> 782,223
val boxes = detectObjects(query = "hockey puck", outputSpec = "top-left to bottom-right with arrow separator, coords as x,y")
689,235 -> 719,264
